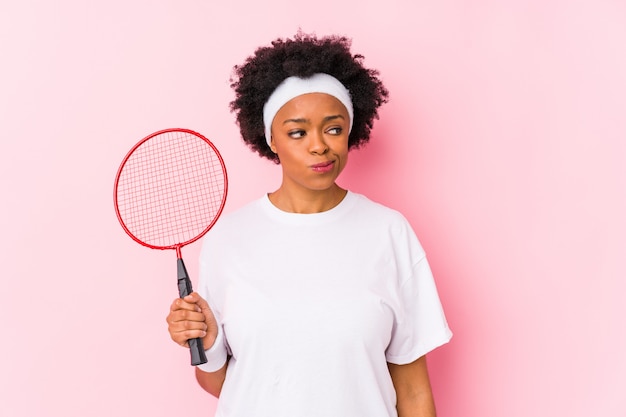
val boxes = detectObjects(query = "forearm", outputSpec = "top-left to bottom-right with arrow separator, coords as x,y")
195,360 -> 228,398
389,356 -> 437,417
396,389 -> 436,417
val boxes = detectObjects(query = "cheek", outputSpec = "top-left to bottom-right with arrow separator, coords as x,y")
340,139 -> 350,158
338,148 -> 349,171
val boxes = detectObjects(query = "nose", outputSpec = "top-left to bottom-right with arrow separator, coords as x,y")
309,130 -> 329,154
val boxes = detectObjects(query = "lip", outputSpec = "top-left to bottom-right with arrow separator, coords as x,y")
310,160 -> 335,173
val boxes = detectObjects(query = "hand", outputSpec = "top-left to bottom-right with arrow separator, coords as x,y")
166,292 -> 219,351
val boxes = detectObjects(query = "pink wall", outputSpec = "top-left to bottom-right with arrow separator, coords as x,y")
1,1 -> 624,416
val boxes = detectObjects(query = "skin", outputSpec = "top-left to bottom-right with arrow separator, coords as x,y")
389,357 -> 437,417
166,92 -> 437,415
268,92 -> 350,214
166,293 -> 226,397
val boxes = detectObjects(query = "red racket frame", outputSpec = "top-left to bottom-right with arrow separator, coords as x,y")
113,128 -> 228,258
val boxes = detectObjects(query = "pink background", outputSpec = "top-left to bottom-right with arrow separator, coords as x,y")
1,1 -> 625,416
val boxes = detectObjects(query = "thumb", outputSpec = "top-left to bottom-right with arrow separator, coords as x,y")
192,293 -> 219,349
195,293 -> 211,313
191,293 -> 216,322
182,291 -> 203,307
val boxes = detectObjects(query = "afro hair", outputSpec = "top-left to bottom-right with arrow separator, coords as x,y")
230,32 -> 389,163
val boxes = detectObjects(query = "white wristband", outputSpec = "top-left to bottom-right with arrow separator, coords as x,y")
195,324 -> 228,373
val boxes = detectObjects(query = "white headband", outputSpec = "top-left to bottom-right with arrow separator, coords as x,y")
262,73 -> 353,147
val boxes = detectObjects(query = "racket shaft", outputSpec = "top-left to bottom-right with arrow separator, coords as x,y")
177,258 -> 208,366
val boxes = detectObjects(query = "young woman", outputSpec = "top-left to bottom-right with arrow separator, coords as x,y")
166,32 -> 452,417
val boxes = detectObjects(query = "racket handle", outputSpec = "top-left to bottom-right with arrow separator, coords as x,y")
177,258 -> 208,366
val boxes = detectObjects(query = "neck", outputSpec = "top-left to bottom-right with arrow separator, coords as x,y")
268,184 -> 347,214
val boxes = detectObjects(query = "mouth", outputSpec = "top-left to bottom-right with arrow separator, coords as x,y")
310,160 -> 335,173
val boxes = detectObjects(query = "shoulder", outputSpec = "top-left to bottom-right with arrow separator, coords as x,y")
348,192 -> 411,227
348,192 -> 426,258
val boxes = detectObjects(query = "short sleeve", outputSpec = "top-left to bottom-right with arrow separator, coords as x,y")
385,256 -> 452,364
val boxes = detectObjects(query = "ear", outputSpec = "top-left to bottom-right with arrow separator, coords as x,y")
270,137 -> 277,154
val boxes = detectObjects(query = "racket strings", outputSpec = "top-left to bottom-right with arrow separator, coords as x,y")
116,131 -> 226,248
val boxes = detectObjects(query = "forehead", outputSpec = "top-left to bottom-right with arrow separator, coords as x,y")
275,93 -> 349,118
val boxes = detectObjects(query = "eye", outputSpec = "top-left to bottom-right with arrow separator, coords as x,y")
326,127 -> 343,135
288,129 -> 306,139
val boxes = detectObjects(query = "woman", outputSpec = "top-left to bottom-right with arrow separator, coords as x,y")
166,32 -> 452,417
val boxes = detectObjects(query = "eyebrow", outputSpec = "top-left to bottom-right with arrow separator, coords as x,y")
282,115 -> 345,125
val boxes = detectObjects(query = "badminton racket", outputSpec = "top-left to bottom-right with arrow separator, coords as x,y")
113,128 -> 228,366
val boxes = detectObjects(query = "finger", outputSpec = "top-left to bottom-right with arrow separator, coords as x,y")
169,322 -> 208,346
169,319 -> 208,333
171,309 -> 206,323
182,292 -> 201,304
171,329 -> 208,347
181,293 -> 205,313
170,297 -> 201,313
183,292 -> 216,321
166,305 -> 205,327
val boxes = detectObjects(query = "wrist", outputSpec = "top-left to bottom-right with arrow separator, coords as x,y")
196,324 -> 228,373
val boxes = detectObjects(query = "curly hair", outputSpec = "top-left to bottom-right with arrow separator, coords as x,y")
230,32 -> 389,163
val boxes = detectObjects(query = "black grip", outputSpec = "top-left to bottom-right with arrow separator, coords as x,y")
177,258 -> 208,366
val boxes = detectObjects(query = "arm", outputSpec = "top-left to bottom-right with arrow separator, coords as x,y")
166,292 -> 228,397
195,360 -> 228,397
388,356 -> 437,417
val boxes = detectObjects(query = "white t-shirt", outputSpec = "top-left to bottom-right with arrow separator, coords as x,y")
197,191 -> 452,417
